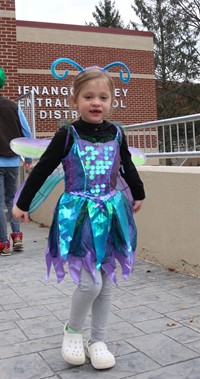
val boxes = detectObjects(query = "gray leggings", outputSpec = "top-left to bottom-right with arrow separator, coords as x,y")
69,266 -> 113,342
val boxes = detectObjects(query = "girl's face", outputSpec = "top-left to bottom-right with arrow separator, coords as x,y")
74,78 -> 113,124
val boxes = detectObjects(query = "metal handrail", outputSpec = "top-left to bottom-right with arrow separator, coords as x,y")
123,114 -> 200,158
124,113 -> 200,129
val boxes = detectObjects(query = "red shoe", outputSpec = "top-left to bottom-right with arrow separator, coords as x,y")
0,241 -> 11,256
10,232 -> 23,251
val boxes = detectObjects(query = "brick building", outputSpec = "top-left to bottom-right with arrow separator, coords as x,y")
0,0 -> 157,137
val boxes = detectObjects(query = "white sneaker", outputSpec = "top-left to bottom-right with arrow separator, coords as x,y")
61,325 -> 85,366
86,341 -> 115,370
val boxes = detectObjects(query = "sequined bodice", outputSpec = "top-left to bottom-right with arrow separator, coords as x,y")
62,126 -> 121,198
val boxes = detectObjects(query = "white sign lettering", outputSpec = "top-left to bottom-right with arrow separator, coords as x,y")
18,85 -> 128,120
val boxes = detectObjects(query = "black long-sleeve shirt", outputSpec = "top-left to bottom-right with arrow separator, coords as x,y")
17,119 -> 145,211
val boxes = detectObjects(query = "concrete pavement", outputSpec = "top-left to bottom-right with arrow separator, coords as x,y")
0,221 -> 200,379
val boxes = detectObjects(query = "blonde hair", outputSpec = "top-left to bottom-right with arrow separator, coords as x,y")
73,69 -> 115,103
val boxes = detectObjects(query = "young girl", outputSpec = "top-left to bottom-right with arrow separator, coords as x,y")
12,61 -> 145,370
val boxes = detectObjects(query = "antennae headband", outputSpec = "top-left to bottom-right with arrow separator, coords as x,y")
51,58 -> 131,83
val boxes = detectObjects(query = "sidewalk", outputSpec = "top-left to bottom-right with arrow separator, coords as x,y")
0,221 -> 200,379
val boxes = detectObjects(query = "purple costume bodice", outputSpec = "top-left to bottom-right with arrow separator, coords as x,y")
62,126 -> 121,199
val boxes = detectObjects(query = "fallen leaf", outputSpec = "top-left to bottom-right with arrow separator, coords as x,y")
167,322 -> 177,327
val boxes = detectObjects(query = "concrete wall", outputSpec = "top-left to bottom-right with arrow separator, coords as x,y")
31,166 -> 200,277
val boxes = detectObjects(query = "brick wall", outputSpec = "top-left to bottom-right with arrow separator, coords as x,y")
0,1 -> 157,136
0,0 -> 18,97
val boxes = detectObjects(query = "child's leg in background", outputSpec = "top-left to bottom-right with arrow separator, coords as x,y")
69,266 -> 113,340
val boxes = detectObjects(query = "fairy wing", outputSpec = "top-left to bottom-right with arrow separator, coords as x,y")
14,166 -> 64,213
11,137 -> 66,213
117,146 -> 146,204
116,174 -> 134,205
129,146 -> 146,166
10,137 -> 51,159
29,165 -> 64,212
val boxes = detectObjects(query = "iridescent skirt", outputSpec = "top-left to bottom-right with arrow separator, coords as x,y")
45,190 -> 137,285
